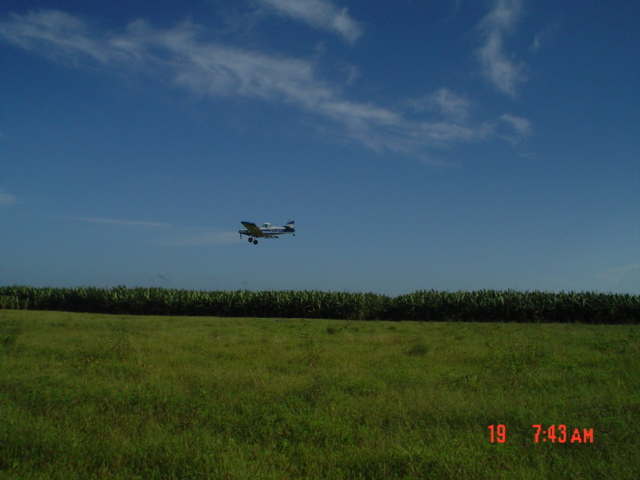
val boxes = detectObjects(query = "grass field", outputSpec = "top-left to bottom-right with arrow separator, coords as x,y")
1,310 -> 638,479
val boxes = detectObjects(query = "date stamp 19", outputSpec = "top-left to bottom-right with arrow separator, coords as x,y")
488,424 -> 594,443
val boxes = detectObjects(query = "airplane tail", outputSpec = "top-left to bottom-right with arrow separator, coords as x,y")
285,220 -> 295,231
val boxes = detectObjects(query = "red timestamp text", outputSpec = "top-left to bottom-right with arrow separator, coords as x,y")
488,424 -> 594,443
532,425 -> 594,443
488,424 -> 506,443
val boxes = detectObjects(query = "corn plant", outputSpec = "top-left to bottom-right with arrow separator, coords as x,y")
0,286 -> 637,323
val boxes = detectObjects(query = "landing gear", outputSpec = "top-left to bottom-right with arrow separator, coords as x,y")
253,239 -> 258,245
248,237 -> 253,242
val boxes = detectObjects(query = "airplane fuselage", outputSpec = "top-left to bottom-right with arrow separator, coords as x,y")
239,227 -> 291,236
239,220 -> 295,244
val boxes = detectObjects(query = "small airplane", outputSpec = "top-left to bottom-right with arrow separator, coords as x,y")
239,220 -> 295,245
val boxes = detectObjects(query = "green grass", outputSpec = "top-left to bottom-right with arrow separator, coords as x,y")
1,310 -> 639,479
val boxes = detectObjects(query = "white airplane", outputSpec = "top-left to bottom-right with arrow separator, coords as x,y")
239,220 -> 295,245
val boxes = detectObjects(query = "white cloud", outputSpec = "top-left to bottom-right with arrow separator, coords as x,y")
477,0 -> 525,97
529,19 -> 561,53
0,10 -> 114,64
408,88 -> 471,122
501,113 -> 532,137
0,188 -> 18,207
0,10 -> 499,160
529,33 -> 541,53
257,0 -> 362,43
480,0 -> 522,32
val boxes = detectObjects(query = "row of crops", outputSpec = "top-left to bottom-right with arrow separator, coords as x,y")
1,286 -> 638,323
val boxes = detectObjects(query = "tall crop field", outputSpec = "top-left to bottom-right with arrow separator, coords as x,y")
0,286 -> 638,323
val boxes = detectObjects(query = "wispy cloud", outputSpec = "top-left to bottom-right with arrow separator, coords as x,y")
0,10 -> 120,65
407,88 -> 471,122
1,9 -> 535,165
0,188 -> 18,207
477,0 -> 525,97
529,19 -> 561,53
501,113 -> 532,137
53,215 -> 170,227
0,9 -> 498,160
256,0 -> 362,43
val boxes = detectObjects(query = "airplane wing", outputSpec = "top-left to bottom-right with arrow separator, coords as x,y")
241,221 -> 264,237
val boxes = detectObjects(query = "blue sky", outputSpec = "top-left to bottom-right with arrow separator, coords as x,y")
1,0 -> 638,295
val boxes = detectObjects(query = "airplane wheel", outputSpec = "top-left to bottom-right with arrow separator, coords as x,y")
253,240 -> 258,245
248,237 -> 253,242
